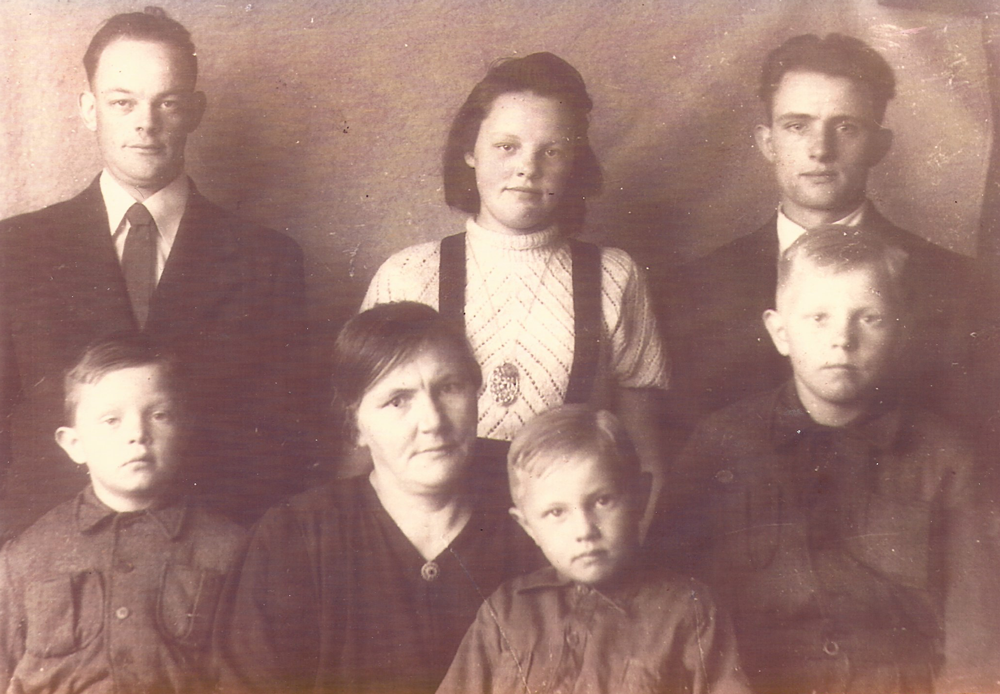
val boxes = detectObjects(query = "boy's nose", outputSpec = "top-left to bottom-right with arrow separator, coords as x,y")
573,509 -> 601,542
125,417 -> 151,444
830,318 -> 858,350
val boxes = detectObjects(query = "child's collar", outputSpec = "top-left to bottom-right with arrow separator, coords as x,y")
517,565 -> 642,613
770,381 -> 903,452
75,486 -> 187,539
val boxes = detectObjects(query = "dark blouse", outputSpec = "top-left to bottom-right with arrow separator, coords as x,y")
219,474 -> 540,694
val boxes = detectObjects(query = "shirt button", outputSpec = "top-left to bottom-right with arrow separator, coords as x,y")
116,560 -> 134,573
420,561 -> 440,582
566,632 -> 579,647
823,640 -> 840,656
115,606 -> 130,620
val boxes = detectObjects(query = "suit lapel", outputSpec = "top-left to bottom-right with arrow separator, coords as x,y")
58,178 -> 137,330
147,185 -> 241,332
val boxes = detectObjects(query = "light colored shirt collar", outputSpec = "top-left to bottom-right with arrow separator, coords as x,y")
776,200 -> 867,253
100,171 -> 190,280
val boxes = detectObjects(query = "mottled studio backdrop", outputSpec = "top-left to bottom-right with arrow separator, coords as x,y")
0,0 -> 993,352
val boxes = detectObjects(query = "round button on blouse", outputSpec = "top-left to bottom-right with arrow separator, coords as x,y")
115,606 -> 130,620
823,640 -> 840,657
421,561 -> 440,582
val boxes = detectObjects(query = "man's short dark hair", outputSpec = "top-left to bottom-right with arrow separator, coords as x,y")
759,33 -> 896,123
442,52 -> 603,235
84,7 -> 197,85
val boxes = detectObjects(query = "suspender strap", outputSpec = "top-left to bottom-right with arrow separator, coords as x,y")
438,233 -> 466,324
437,233 -> 602,404
564,239 -> 601,404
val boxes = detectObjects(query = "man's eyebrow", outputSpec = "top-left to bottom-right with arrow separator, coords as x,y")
774,112 -> 816,122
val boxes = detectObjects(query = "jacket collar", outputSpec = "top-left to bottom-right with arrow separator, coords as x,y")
516,565 -> 640,614
74,486 -> 187,539
769,381 -> 904,452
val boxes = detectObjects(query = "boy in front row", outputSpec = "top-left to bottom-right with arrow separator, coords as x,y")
0,335 -> 246,693
437,404 -> 750,694
650,227 -> 989,694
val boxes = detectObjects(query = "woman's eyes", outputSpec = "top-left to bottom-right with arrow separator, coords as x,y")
439,380 -> 469,395
492,144 -> 567,158
385,394 -> 409,409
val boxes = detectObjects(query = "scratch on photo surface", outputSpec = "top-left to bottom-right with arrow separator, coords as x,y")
447,546 -> 533,692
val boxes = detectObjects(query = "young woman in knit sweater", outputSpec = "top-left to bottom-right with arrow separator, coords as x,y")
362,53 -> 668,513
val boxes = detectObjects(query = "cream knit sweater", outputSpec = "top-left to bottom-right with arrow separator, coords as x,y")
362,219 -> 668,441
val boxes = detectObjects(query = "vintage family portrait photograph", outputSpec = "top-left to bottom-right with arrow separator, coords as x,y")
1,0 -> 999,692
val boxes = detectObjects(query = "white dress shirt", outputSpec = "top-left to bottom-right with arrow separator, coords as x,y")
100,171 -> 190,283
776,200 -> 867,253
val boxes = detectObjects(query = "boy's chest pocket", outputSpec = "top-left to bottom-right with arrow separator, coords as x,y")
157,564 -> 225,648
25,571 -> 105,658
709,468 -> 784,572
845,494 -> 934,589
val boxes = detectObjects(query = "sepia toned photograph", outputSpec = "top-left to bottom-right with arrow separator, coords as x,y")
1,0 -> 998,692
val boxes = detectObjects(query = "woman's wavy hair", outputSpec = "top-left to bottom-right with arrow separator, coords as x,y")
442,52 -> 603,235
331,302 -> 482,440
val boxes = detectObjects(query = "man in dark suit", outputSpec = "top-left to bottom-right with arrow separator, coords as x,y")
0,8 -> 308,539
666,33 -> 978,433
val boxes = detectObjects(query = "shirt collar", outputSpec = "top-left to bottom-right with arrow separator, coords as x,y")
516,565 -> 638,614
100,170 -> 190,248
770,381 -> 903,452
776,200 -> 868,253
74,486 -> 188,539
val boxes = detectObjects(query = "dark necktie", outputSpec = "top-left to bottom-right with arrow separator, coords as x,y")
122,203 -> 158,328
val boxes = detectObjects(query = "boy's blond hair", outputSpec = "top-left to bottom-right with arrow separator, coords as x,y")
507,405 -> 641,507
776,225 -> 909,310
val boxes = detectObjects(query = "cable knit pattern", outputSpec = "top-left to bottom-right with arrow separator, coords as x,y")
362,219 -> 668,440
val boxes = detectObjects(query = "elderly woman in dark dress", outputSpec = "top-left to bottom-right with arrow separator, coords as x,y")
220,302 -> 538,694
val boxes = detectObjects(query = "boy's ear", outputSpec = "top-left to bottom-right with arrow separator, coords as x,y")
55,427 -> 87,465
763,308 -> 790,356
509,507 -> 537,545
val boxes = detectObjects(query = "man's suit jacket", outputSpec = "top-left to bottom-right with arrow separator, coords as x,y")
664,207 -> 979,434
0,177 -> 309,538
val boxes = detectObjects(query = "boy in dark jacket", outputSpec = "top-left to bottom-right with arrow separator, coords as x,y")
0,334 -> 246,693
